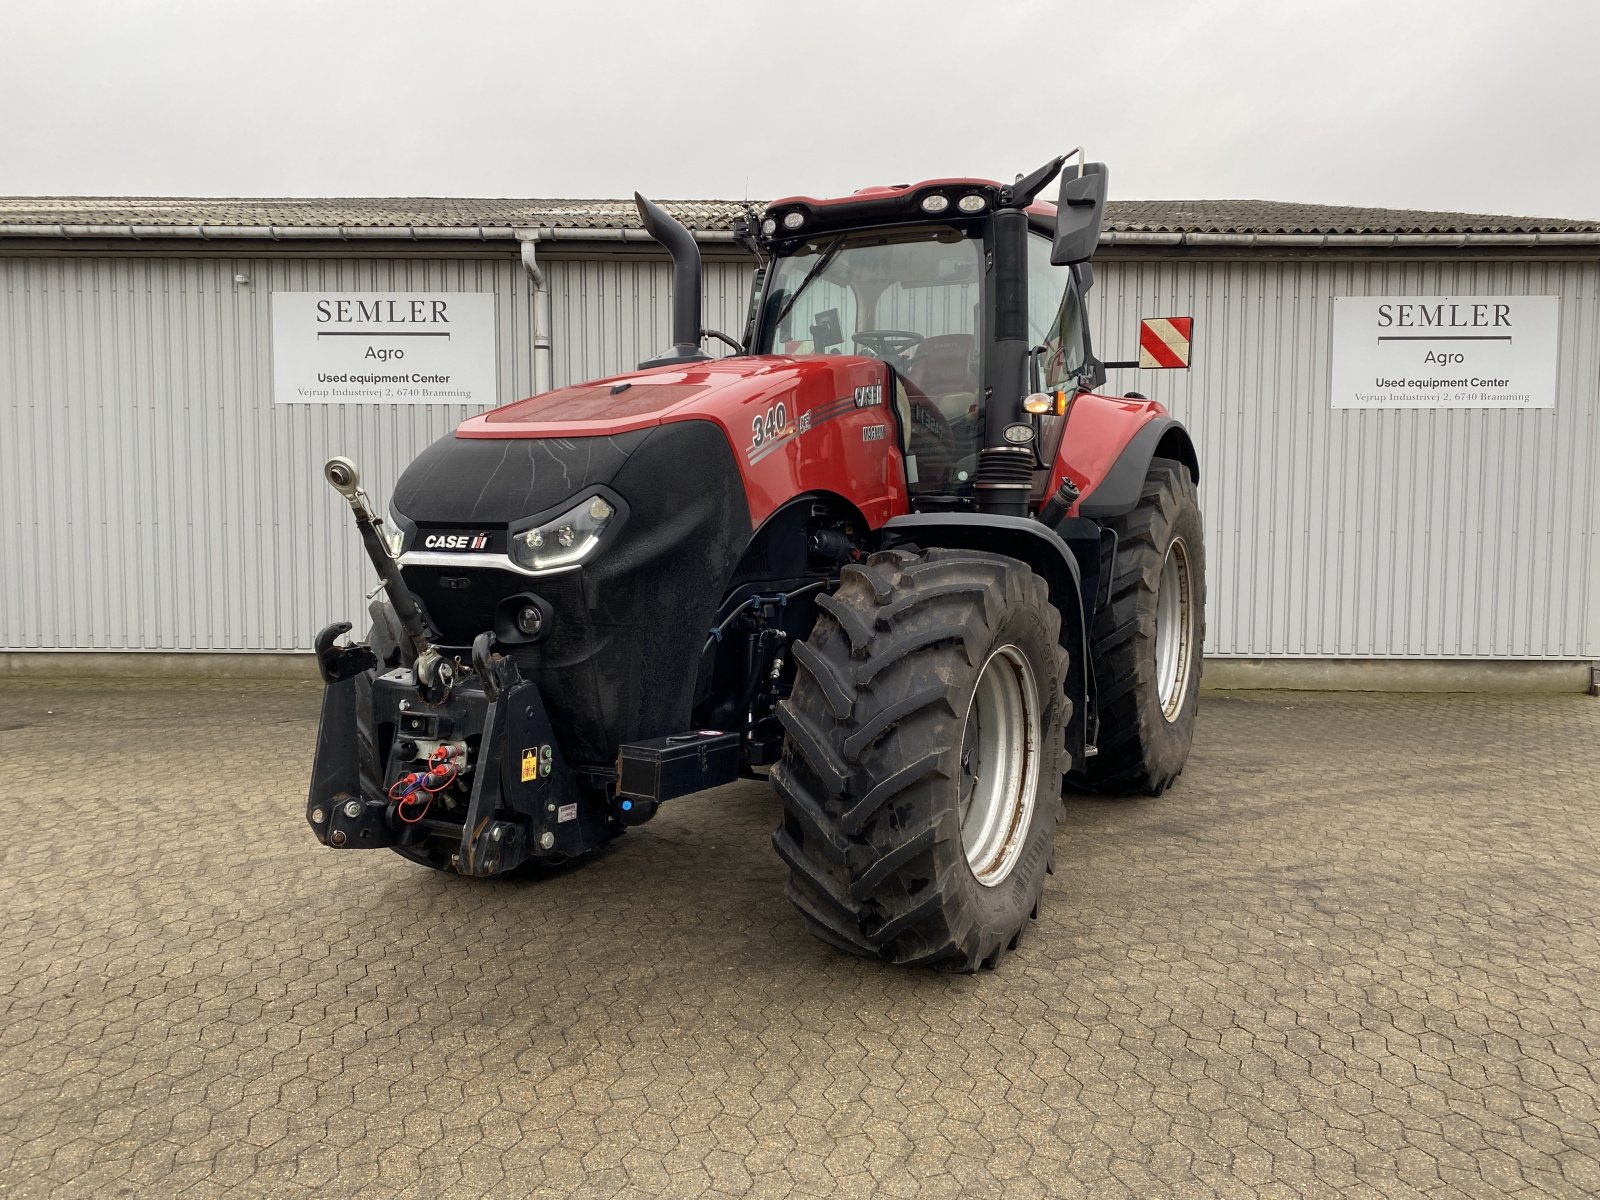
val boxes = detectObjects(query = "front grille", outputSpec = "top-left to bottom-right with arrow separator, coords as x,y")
405,564 -> 537,649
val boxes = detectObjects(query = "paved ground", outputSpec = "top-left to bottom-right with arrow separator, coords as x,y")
0,682 -> 1597,1199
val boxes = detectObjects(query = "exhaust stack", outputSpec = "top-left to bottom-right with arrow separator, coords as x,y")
634,193 -> 711,369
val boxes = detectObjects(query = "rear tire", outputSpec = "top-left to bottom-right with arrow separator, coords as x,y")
1072,457 -> 1205,796
772,548 -> 1070,971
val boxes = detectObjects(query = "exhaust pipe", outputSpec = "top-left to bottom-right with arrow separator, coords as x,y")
634,193 -> 711,370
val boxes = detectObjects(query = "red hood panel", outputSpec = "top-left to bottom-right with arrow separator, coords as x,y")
456,356 -> 875,438
457,367 -> 717,437
455,354 -> 907,529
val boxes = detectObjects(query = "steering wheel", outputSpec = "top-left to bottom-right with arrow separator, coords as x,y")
852,330 -> 924,360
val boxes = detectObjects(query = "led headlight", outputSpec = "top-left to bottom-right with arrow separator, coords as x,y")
509,492 -> 619,572
382,508 -> 410,558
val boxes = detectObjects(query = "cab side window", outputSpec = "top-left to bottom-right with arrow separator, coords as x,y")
1027,236 -> 1087,389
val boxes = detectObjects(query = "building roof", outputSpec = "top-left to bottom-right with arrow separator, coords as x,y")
1108,200 -> 1600,237
1,196 -> 1597,247
0,196 -> 747,232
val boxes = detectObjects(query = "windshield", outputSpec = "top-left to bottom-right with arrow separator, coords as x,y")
756,225 -> 982,356
754,226 -> 987,493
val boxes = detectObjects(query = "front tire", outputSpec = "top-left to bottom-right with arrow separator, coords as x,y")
1072,457 -> 1205,796
771,548 -> 1070,971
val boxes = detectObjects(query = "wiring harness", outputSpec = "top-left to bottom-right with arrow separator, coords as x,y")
388,745 -> 464,824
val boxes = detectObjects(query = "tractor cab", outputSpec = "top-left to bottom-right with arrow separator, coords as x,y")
745,163 -> 1107,510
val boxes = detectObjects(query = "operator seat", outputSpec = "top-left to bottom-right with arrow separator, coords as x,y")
905,333 -> 980,426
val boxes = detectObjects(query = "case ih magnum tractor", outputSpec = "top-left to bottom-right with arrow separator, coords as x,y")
307,153 -> 1204,971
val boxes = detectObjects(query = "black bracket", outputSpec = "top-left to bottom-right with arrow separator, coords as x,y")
314,622 -> 377,685
472,632 -> 522,701
319,792 -> 397,850
1095,526 -> 1120,612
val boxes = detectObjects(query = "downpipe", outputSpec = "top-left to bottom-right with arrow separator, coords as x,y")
517,231 -> 554,396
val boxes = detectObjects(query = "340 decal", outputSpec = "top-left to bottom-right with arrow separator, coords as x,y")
750,401 -> 791,449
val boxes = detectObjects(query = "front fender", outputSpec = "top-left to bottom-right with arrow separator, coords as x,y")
880,513 -> 1089,767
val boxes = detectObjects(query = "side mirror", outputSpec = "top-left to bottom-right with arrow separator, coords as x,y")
1051,162 -> 1108,265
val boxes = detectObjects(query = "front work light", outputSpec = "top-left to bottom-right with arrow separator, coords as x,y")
957,194 -> 987,213
510,492 -> 620,572
381,522 -> 407,558
782,211 -> 805,230
920,194 -> 950,214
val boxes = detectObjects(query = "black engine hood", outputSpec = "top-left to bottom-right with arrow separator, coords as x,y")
392,427 -> 654,526
389,420 -> 754,770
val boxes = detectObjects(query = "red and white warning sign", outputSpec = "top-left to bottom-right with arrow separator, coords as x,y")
1137,317 -> 1194,369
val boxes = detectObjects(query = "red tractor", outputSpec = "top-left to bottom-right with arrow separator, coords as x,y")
308,153 -> 1204,970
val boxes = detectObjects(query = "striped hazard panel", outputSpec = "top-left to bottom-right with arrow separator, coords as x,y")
1137,317 -> 1194,369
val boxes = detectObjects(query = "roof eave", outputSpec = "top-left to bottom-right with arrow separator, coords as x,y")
1099,230 -> 1600,248
0,223 -> 740,242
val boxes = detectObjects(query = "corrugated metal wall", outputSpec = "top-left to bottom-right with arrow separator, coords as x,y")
1089,257 -> 1600,659
544,257 -> 753,387
2,248 -> 1595,658
0,251 -> 750,651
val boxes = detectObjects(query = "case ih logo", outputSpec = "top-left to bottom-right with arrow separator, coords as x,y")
422,533 -> 490,551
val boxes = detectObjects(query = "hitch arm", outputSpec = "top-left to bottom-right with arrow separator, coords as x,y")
323,457 -> 429,661
322,456 -> 456,702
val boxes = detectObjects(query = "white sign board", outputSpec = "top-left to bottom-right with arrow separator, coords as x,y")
272,292 -> 498,404
1331,295 -> 1558,409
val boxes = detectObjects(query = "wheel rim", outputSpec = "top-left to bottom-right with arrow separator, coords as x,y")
1155,536 -> 1196,722
958,645 -> 1041,888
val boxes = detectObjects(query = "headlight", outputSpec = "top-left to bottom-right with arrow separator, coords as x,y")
382,511 -> 409,557
509,491 -> 620,572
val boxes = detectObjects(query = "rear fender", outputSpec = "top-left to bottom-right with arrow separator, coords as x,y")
1078,417 -> 1198,519
881,513 -> 1089,767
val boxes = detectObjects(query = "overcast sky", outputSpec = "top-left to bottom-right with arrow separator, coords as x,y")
4,0 -> 1596,219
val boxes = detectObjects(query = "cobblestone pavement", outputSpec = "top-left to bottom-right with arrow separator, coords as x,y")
1,682 -> 1597,1199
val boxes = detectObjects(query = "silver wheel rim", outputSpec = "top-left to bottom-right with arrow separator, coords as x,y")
1155,537 -> 1196,722
958,645 -> 1041,888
